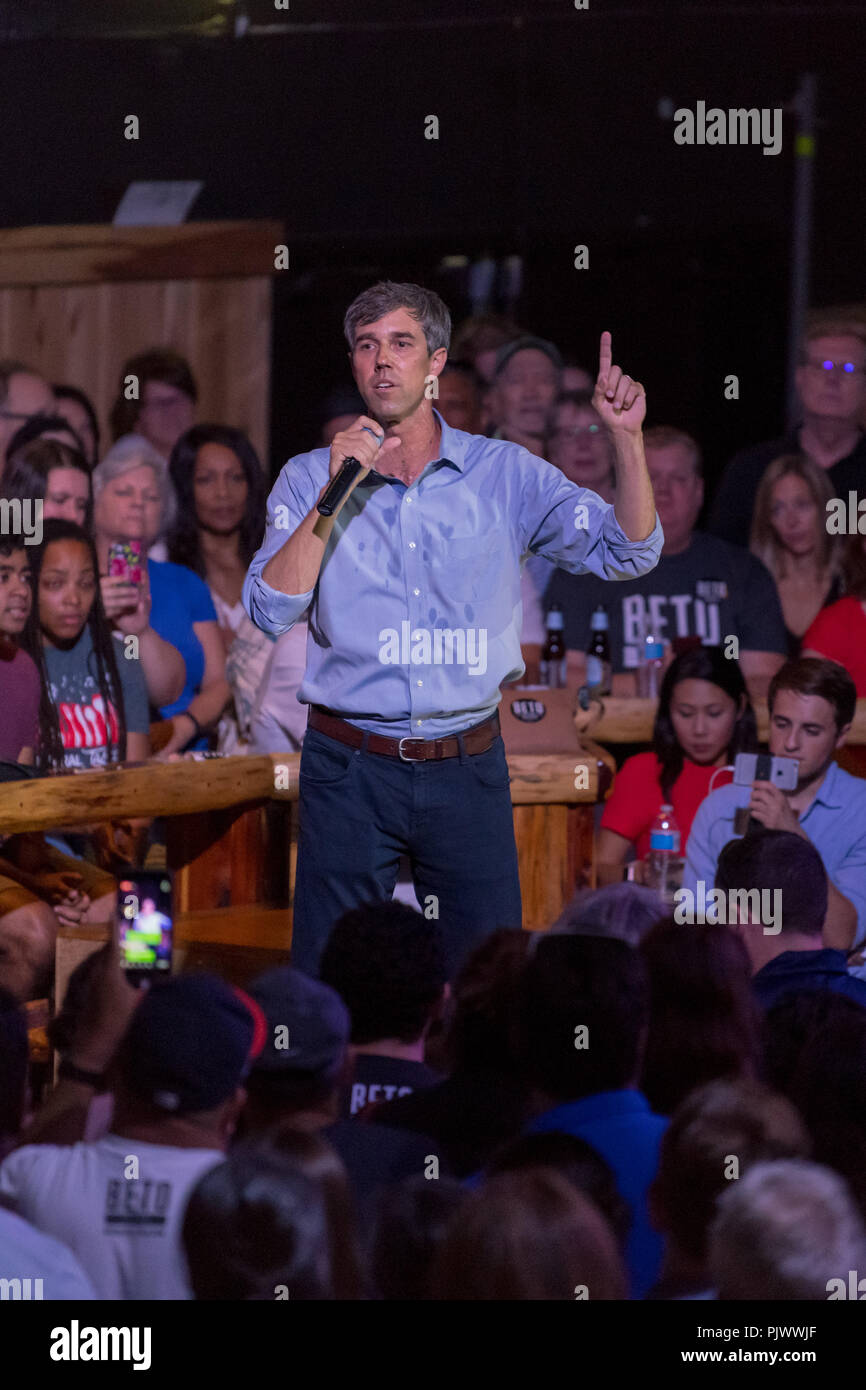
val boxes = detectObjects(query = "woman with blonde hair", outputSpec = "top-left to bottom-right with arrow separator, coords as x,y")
749,453 -> 843,658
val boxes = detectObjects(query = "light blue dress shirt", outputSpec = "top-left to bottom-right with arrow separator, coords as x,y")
243,410 -> 663,737
683,759 -> 866,946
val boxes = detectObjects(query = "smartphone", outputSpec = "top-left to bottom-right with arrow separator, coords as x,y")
733,752 -> 799,791
107,540 -> 144,586
118,871 -> 173,983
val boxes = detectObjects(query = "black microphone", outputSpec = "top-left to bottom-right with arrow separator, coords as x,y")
316,457 -> 366,517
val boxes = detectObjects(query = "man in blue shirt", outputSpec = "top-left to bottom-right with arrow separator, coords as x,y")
715,828 -> 866,1010
519,934 -> 667,1299
244,281 -> 662,975
685,658 -> 866,950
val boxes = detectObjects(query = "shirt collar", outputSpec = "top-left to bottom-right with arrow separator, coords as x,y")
430,408 -> 467,471
530,1088 -> 652,1130
809,759 -> 845,811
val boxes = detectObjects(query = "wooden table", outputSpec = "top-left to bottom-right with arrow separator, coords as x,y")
0,744 -> 614,983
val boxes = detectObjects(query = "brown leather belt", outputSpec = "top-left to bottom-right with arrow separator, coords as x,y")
307,707 -> 500,761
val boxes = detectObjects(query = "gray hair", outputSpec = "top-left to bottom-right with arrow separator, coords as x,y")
343,280 -> 451,356
709,1159 -> 866,1300
92,433 -> 176,536
551,883 -> 665,948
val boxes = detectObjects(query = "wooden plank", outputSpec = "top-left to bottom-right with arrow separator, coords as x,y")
0,222 -> 284,287
175,905 -> 291,952
0,751 -> 605,834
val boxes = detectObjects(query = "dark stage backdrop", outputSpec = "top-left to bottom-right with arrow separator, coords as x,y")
0,4 -> 861,493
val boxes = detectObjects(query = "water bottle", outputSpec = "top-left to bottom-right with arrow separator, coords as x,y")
646,804 -> 681,903
637,631 -> 665,699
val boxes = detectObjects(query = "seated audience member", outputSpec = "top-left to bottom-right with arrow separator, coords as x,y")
552,882 -> 666,946
638,920 -> 761,1115
167,424 -> 270,752
716,829 -> 866,1009
561,357 -> 594,393
647,1079 -> 810,1301
0,973 -> 260,1299
430,1169 -> 627,1300
2,438 -> 90,529
517,933 -> 666,1298
546,390 -> 616,502
370,929 -> 532,1178
708,319 -> 866,546
0,988 -> 97,1297
597,646 -> 757,883
708,1159 -> 866,1301
93,436 -> 229,752
487,336 -> 562,455
109,348 -> 197,460
5,439 -> 184,709
485,1131 -> 631,1254
0,538 -> 40,762
247,620 -> 310,753
6,413 -> 86,461
0,360 -> 53,471
802,532 -> 866,695
749,453 -> 843,659
183,1135 -> 356,1300
371,1173 -> 467,1300
547,426 -> 787,698
318,386 -> 368,447
319,903 -> 447,1119
684,658 -> 866,950
20,519 -> 150,769
449,312 -> 521,386
244,967 -> 436,1208
763,991 -> 866,1217
53,384 -> 100,468
434,359 -> 484,435
264,1125 -> 364,1298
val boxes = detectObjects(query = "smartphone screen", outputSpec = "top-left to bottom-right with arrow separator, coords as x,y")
118,872 -> 173,979
107,540 -> 144,586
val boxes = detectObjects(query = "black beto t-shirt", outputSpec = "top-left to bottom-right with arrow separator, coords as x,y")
341,1053 -> 440,1119
545,530 -> 787,672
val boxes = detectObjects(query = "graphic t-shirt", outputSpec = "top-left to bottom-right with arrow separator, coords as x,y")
43,628 -> 150,769
0,645 -> 40,760
341,1053 -> 441,1119
545,531 -> 787,671
601,752 -> 735,860
0,1134 -> 223,1300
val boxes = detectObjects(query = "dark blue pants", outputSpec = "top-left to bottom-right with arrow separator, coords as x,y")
292,723 -> 523,978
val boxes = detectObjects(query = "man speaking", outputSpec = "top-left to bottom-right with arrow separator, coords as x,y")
244,282 -> 661,975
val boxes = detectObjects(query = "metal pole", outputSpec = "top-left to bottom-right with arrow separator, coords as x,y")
785,73 -> 817,432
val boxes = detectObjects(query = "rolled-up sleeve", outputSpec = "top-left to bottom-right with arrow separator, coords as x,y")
517,452 -> 663,581
243,454 -> 320,636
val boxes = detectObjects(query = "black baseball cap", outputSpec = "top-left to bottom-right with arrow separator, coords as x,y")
248,966 -> 350,1086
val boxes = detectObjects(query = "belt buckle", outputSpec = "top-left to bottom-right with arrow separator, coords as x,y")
398,737 -> 426,762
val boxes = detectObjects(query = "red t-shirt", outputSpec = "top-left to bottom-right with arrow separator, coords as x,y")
601,751 -> 734,859
801,597 -> 866,697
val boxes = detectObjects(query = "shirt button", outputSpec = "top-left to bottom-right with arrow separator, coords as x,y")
408,541 -> 416,549
416,679 -> 423,687
416,720 -> 423,727
405,496 -> 413,504
413,587 -> 420,596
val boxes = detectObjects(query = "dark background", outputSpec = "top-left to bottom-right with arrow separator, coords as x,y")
0,0 -> 863,489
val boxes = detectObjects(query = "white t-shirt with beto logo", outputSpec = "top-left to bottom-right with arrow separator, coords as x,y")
0,1133 -> 223,1300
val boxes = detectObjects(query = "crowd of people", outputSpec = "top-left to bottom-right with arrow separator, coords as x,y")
0,296 -> 865,1300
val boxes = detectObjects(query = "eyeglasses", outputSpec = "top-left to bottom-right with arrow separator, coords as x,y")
804,358 -> 866,377
551,424 -> 602,440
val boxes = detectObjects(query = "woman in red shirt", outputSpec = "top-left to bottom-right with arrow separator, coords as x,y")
801,533 -> 866,696
597,645 -> 758,881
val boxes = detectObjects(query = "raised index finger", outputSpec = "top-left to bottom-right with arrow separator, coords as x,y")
599,331 -> 612,380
